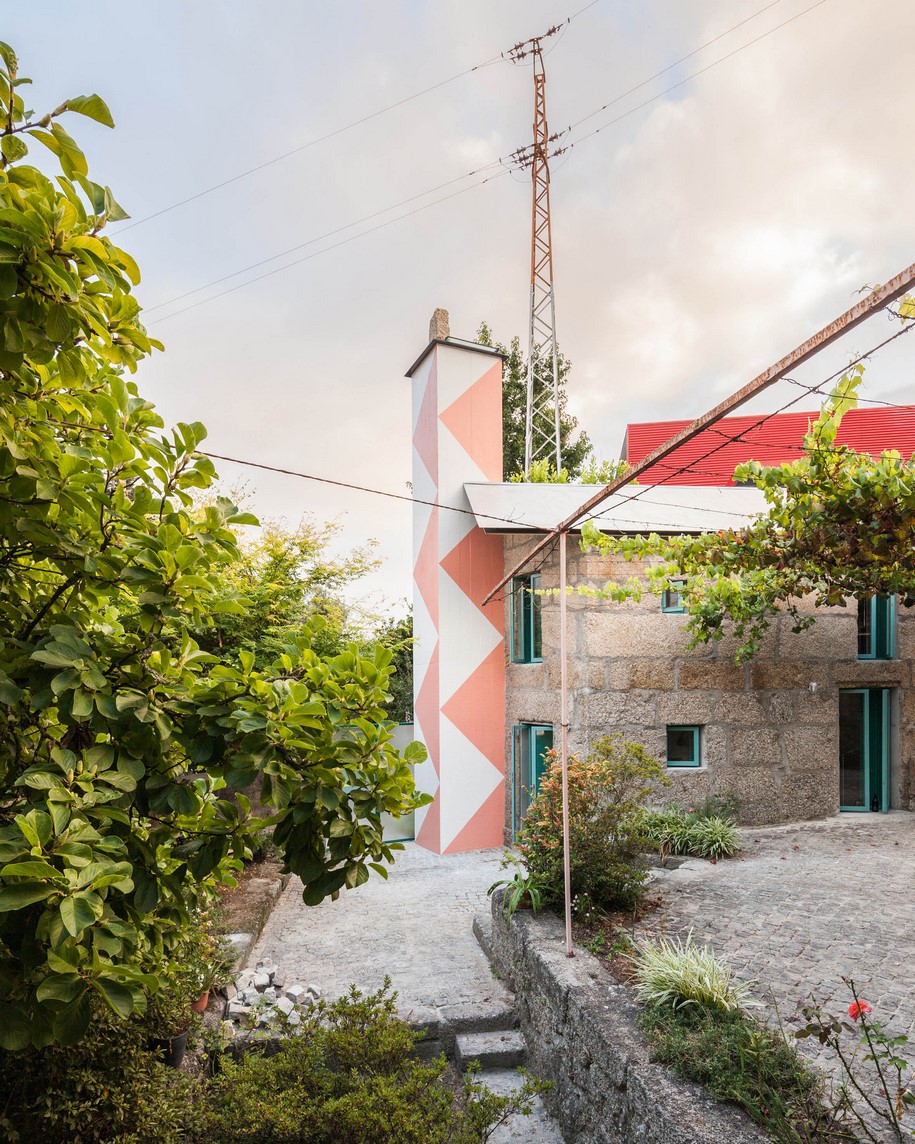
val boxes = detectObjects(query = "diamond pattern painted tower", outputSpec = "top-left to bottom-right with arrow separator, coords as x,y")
407,311 -> 506,853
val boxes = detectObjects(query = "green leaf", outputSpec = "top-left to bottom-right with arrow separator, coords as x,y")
0,883 -> 54,911
1,859 -> 60,879
64,94 -> 114,128
49,122 -> 88,179
37,973 -> 86,1004
59,894 -> 97,937
94,976 -> 135,1018
0,1003 -> 31,1050
52,992 -> 91,1044
0,134 -> 27,163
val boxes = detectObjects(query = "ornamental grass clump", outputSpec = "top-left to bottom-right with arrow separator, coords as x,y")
631,935 -> 760,1013
641,800 -> 741,860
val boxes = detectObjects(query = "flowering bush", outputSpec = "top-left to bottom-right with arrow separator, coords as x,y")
795,979 -> 913,1141
517,736 -> 666,915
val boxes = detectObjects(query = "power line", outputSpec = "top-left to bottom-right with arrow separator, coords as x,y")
115,0 -> 605,236
564,0 -> 787,132
142,159 -> 505,316
114,57 -> 504,235
591,319 -> 915,524
148,168 -> 511,325
139,0 -> 828,326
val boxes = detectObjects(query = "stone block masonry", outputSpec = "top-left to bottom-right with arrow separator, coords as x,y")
486,896 -> 768,1144
504,536 -> 915,828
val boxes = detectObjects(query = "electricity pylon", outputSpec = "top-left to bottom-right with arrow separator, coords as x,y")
510,32 -> 564,476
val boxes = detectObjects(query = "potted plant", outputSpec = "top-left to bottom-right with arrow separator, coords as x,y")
190,934 -> 236,1013
487,854 -> 550,922
146,974 -> 195,1068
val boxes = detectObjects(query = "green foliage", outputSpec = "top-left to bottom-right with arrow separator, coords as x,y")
508,456 -> 631,485
0,44 -> 428,1047
0,999 -> 194,1144
638,1001 -> 842,1143
642,804 -> 742,859
373,609 -> 413,723
193,981 -> 546,1144
518,735 -> 667,915
476,322 -> 592,480
487,853 -> 549,922
580,352 -> 915,661
631,935 -> 760,1013
195,516 -> 380,668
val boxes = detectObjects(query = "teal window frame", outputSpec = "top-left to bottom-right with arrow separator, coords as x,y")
666,724 -> 701,768
857,594 -> 895,660
510,573 -> 542,664
661,580 -> 686,614
839,688 -> 890,812
511,723 -> 553,838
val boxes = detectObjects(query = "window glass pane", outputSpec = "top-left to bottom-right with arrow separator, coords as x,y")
839,691 -> 866,807
530,573 -> 542,660
511,579 -> 527,662
857,597 -> 872,657
666,725 -> 698,765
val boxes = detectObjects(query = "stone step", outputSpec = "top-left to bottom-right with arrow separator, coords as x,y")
455,1029 -> 527,1071
472,912 -> 494,962
474,1069 -> 566,1143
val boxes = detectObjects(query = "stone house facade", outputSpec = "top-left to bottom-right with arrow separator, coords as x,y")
502,533 -> 915,829
408,315 -> 914,850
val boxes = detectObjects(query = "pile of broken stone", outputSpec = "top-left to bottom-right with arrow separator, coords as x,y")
220,959 -> 322,1042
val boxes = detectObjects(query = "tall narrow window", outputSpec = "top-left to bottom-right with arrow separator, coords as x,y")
857,595 -> 894,660
511,573 -> 542,663
512,723 -> 553,836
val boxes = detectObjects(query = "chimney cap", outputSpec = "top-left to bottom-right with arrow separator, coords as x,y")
428,308 -> 450,342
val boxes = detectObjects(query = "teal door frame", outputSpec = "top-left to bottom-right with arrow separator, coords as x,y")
839,688 -> 890,812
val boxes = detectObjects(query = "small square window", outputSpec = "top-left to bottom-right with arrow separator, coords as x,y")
666,725 -> 701,768
661,581 -> 685,614
857,595 -> 894,660
511,574 -> 542,663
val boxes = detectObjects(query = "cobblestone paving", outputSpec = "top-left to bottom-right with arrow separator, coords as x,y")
646,814 -> 915,1033
643,812 -> 915,1136
248,843 -> 511,1014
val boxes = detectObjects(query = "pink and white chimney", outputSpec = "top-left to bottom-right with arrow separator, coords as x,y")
406,310 -> 506,853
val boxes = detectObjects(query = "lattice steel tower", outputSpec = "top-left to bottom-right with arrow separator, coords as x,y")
519,36 -> 562,476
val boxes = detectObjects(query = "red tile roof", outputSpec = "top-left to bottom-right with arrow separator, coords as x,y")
624,406 -> 915,486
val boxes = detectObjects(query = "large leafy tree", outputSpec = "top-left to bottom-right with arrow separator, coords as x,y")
196,516 -> 381,667
0,44 -> 426,1048
581,343 -> 915,661
476,322 -> 592,480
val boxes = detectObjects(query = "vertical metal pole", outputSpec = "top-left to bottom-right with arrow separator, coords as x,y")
559,530 -> 573,957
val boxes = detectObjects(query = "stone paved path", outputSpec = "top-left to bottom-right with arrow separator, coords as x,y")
645,814 -> 915,1033
248,844 -> 511,1016
247,843 -> 564,1143
643,812 -> 915,1137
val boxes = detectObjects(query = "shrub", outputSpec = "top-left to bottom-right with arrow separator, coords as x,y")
642,805 -> 741,860
0,1001 -> 194,1144
518,735 -> 667,915
631,935 -> 759,1013
192,981 -> 545,1144
638,1002 -> 842,1142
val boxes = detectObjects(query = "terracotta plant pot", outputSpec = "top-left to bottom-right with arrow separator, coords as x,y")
192,990 -> 210,1014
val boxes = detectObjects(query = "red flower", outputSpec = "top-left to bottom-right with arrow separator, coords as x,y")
848,1001 -> 872,1021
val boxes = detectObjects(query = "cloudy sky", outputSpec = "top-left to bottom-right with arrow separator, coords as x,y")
9,1 -> 915,613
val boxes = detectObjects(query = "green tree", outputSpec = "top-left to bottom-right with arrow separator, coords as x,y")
476,322 -> 592,480
196,516 -> 380,667
581,343 -> 915,662
373,610 -> 413,723
0,43 -> 426,1048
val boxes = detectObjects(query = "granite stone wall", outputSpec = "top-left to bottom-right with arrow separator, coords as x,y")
487,896 -> 769,1144
503,536 -> 915,829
